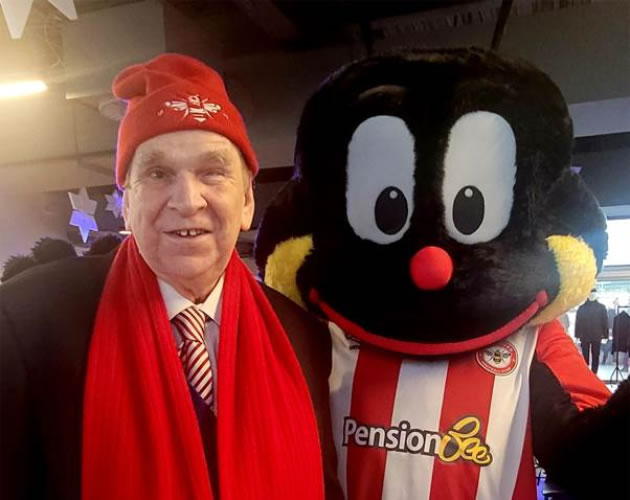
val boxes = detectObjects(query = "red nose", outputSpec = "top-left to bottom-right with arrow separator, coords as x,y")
409,246 -> 453,290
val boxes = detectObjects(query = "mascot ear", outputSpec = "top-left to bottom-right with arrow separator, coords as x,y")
541,170 -> 608,271
532,170 -> 608,325
255,178 -> 315,308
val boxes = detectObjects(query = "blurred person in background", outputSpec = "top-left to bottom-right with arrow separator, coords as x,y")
30,237 -> 77,264
575,289 -> 609,374
85,234 -> 123,256
1,255 -> 37,283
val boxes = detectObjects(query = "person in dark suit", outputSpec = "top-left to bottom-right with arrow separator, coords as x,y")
612,308 -> 630,371
575,290 -> 609,374
0,54 -> 340,500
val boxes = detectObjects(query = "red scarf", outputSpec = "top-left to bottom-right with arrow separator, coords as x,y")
82,237 -> 324,499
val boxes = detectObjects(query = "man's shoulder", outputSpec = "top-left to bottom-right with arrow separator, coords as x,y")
0,254 -> 113,330
260,282 -> 332,370
261,282 -> 319,320
1,254 -> 112,302
261,283 -> 329,337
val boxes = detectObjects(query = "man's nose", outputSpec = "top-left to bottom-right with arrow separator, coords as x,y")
168,176 -> 207,215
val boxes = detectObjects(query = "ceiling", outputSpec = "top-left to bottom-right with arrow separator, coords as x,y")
0,0 -> 627,262
0,0 -> 628,195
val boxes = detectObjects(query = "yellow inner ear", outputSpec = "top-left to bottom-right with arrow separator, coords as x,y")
531,235 -> 598,325
264,235 -> 314,309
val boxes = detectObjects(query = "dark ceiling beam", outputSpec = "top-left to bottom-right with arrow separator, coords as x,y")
77,161 -> 114,176
74,0 -> 142,14
228,0 -> 299,40
491,0 -> 514,50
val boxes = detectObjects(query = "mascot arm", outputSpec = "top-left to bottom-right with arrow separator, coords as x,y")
530,320 -> 629,498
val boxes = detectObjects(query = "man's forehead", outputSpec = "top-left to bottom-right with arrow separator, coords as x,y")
134,148 -> 232,165
132,131 -> 238,166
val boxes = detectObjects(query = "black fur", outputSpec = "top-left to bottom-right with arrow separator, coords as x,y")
254,178 -> 314,273
258,48 -> 606,343
255,48 -> 625,498
540,170 -> 608,270
530,359 -> 630,498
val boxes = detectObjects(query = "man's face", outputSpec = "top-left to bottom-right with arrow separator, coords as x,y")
123,130 -> 254,296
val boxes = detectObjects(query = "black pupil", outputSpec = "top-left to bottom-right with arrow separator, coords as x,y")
453,185 -> 484,235
375,187 -> 408,235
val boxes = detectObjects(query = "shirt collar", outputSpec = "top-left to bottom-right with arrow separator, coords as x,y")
158,275 -> 224,326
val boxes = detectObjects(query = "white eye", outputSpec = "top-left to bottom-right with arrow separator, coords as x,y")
442,111 -> 516,244
346,115 -> 416,244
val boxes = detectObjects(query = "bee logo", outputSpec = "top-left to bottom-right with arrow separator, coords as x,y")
476,341 -> 518,375
160,94 -> 224,123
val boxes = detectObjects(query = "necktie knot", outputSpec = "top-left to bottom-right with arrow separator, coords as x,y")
172,306 -> 214,407
173,306 -> 207,343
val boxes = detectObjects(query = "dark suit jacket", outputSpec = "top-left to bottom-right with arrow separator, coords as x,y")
0,254 -> 341,499
575,299 -> 609,342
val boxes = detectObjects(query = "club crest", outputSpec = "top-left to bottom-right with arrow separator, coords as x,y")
476,341 -> 518,375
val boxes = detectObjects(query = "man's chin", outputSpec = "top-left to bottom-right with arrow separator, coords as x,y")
156,257 -> 220,283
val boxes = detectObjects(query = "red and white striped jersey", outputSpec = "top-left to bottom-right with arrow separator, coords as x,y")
329,322 -> 539,500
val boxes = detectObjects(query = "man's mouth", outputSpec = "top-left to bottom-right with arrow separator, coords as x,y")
168,228 -> 210,238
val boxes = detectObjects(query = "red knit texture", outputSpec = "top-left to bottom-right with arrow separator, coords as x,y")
82,237 -> 324,499
113,53 -> 259,187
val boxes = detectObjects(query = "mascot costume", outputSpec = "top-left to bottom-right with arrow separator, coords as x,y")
255,49 -> 629,500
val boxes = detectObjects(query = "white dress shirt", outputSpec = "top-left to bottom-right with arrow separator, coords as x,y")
158,275 -> 223,409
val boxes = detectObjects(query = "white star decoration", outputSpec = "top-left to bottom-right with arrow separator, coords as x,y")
0,0 -> 77,39
105,190 -> 123,219
68,187 -> 98,243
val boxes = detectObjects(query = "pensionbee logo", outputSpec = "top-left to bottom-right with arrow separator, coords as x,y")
342,416 -> 493,466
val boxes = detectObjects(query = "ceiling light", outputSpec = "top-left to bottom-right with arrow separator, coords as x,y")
0,80 -> 48,99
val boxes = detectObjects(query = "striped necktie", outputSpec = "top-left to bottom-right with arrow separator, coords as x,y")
173,306 -> 214,408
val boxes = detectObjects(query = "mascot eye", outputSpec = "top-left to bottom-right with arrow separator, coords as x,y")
442,111 -> 516,244
375,187 -> 408,234
453,186 -> 484,235
346,115 -> 415,244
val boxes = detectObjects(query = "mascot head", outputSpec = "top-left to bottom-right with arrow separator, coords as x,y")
256,48 -> 607,356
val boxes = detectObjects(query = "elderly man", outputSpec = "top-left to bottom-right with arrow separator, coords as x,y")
0,54 -> 339,500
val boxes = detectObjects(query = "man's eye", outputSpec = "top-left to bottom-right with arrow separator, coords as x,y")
148,169 -> 167,180
201,169 -> 224,180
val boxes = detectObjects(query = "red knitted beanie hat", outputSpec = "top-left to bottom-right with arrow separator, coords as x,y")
113,53 -> 258,187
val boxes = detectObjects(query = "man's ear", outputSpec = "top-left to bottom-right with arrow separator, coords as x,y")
240,179 -> 255,231
122,190 -> 132,231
